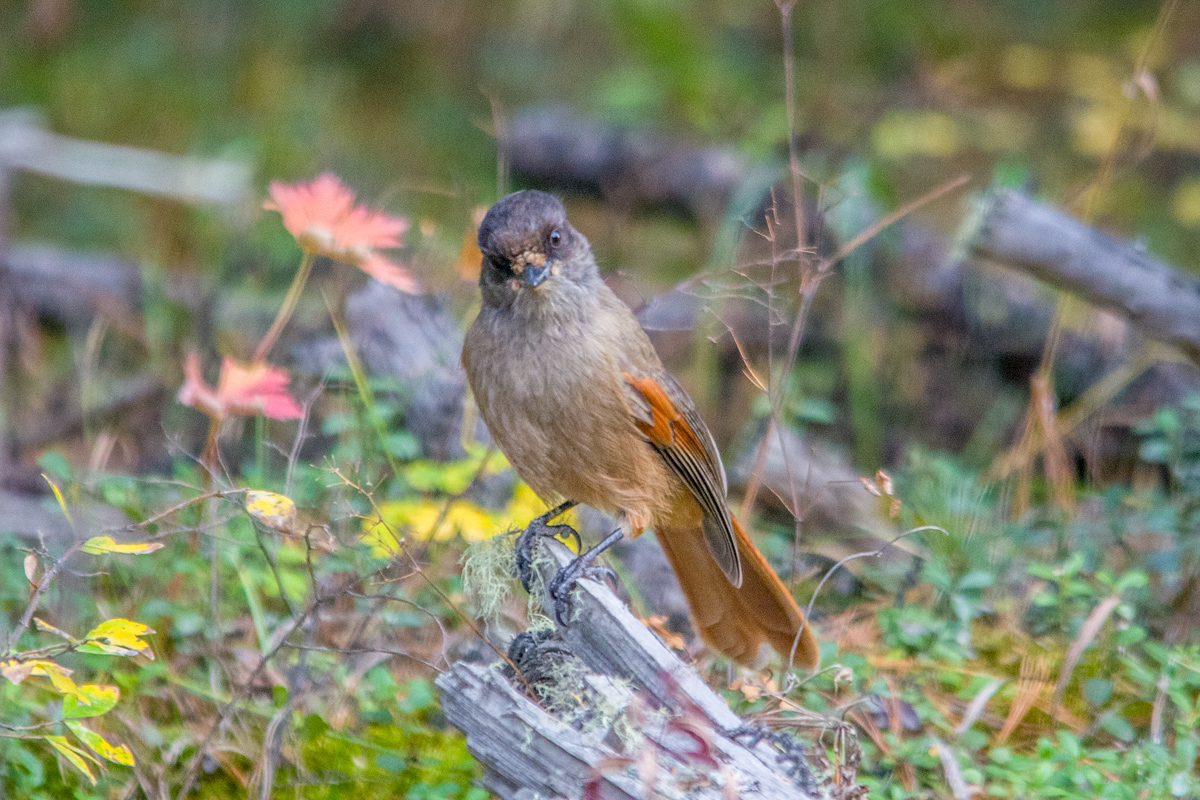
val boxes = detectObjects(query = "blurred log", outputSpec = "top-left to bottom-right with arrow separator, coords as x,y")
293,281 -> 486,460
0,491 -> 130,542
13,374 -> 164,453
0,105 -> 252,486
504,106 -> 749,222
965,188 -> 1200,367
437,539 -> 846,799
4,243 -> 141,329
0,107 -> 252,208
730,427 -> 920,570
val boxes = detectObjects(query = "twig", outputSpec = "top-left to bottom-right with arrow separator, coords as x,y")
283,642 -> 443,673
285,382 -> 325,497
129,489 -> 248,532
2,539 -> 86,656
827,174 -> 970,266
1049,593 -> 1122,722
328,468 -> 535,694
793,525 -> 947,669
173,573 -> 348,800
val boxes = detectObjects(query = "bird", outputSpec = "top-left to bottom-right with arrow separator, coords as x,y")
462,189 -> 819,669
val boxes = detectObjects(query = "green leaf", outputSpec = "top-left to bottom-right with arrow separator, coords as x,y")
37,450 -> 73,483
375,754 -> 408,773
1084,678 -> 1113,706
398,679 -> 435,713
43,735 -> 97,784
957,570 -> 994,591
63,684 -> 119,719
383,431 -> 420,460
1099,712 -> 1136,742
1056,731 -> 1081,760
1115,570 -> 1149,593
64,721 -> 134,765
1027,564 -> 1059,582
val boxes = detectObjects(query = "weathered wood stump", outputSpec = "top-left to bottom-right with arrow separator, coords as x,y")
436,539 -> 856,800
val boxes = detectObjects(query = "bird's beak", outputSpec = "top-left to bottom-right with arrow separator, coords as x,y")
523,260 -> 550,288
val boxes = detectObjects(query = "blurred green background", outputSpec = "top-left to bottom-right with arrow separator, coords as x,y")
3,0 -> 1199,284
6,3 -> 1200,799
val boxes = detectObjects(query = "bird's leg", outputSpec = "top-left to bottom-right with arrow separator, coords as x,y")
547,527 -> 623,625
515,500 -> 579,591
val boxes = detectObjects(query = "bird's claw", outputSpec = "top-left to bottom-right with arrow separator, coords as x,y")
547,561 -> 618,625
727,724 -> 815,787
515,518 -> 579,592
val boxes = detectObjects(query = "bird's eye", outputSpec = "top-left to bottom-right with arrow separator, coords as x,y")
549,229 -> 562,247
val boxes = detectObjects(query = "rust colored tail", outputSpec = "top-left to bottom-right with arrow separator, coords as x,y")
655,516 -> 820,669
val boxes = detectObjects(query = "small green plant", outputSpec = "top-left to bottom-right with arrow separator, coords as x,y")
2,479 -> 160,795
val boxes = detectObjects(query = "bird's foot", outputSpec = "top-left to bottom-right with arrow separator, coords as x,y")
727,725 -> 816,789
546,528 -> 623,625
514,501 -> 579,592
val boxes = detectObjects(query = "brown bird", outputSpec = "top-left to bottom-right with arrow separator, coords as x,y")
462,190 -> 819,669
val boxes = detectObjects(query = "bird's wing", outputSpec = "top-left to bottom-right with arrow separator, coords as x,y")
623,371 -> 742,587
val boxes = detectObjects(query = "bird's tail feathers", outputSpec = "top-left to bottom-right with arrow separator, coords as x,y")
655,516 -> 819,669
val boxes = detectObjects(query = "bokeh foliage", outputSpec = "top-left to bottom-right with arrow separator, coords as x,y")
3,0 -> 1200,798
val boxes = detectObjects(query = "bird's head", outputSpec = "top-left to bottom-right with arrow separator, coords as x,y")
476,190 -> 597,310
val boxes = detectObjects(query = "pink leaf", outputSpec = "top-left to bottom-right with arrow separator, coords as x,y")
264,173 -> 418,292
178,354 -> 304,421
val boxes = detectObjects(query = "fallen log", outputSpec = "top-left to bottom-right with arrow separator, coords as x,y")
503,106 -> 748,222
964,188 -> 1200,367
436,539 -> 862,799
0,107 -> 252,208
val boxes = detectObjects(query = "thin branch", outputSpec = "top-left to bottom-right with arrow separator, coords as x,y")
128,489 -> 247,532
789,525 -> 947,670
173,574 -> 348,800
827,173 -> 970,265
2,539 -> 86,656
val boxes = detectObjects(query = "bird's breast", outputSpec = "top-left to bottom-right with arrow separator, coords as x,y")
464,306 -> 676,526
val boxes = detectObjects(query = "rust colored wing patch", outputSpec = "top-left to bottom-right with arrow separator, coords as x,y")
624,372 -> 742,587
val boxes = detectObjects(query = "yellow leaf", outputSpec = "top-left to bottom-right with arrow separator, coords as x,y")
1070,102 -> 1122,157
1001,44 -> 1052,90
873,111 -> 961,159
44,735 -> 97,784
364,497 -> 507,553
63,684 -> 119,719
245,490 -> 298,534
34,662 -> 80,696
35,618 -> 78,643
41,474 -> 73,528
3,659 -> 83,697
78,619 -> 154,659
65,721 -> 135,766
441,503 -> 496,542
81,536 -> 164,555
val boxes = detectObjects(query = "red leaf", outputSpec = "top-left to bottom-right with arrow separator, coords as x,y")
264,173 -> 419,294
178,354 -> 304,421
